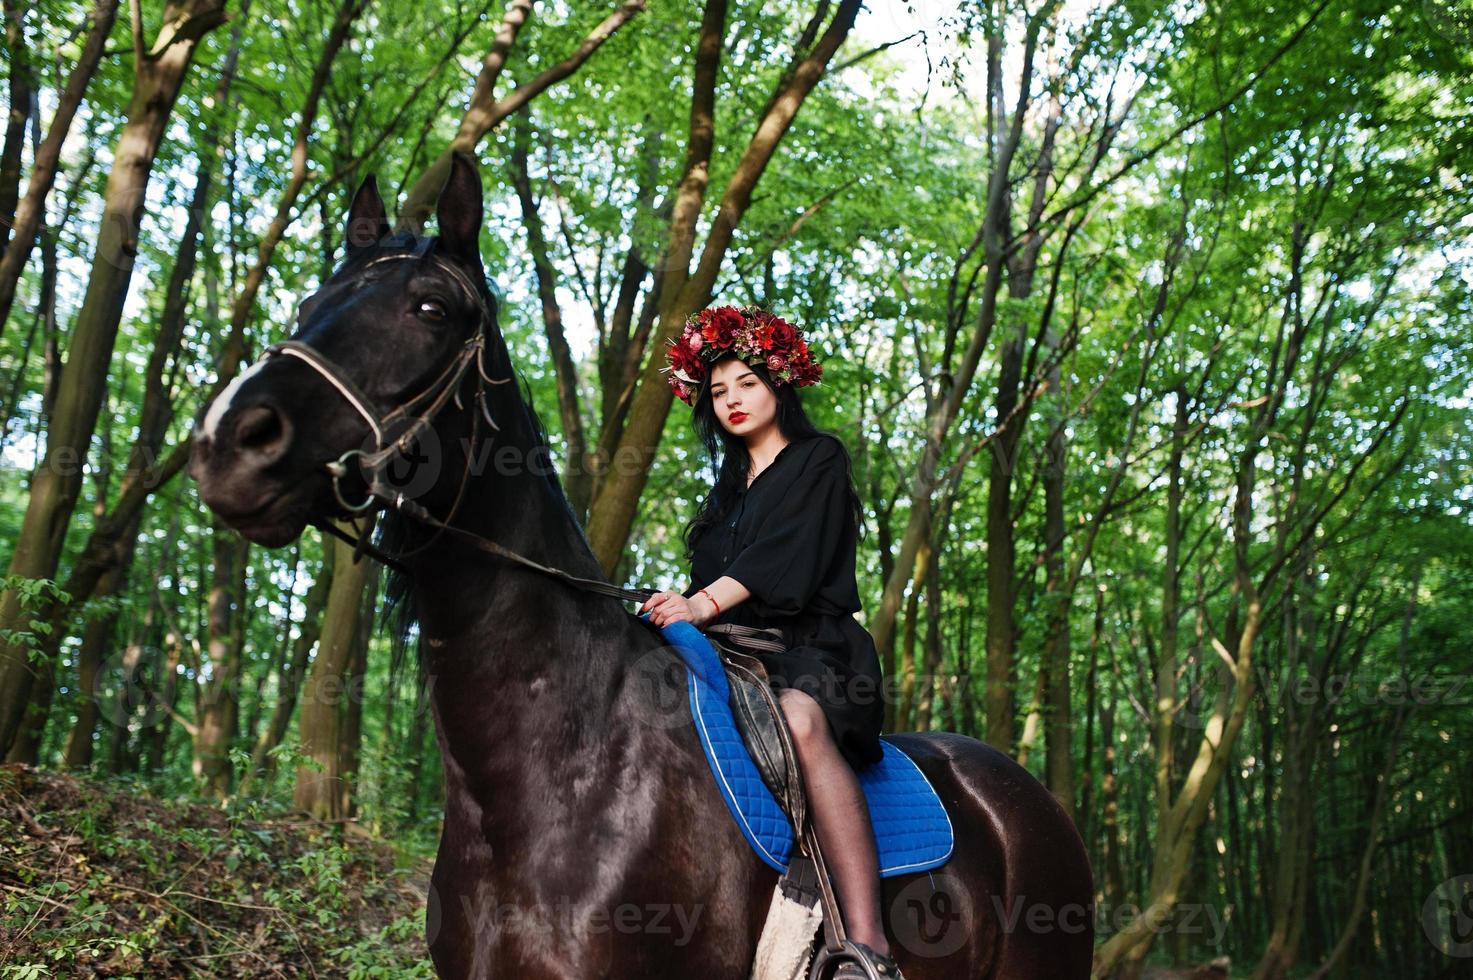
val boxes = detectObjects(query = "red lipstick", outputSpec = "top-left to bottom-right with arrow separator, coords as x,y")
729,412 -> 749,423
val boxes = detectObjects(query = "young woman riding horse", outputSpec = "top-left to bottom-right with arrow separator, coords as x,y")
189,151 -> 1095,979
639,305 -> 900,979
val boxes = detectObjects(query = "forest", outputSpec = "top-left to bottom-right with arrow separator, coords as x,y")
0,0 -> 1470,976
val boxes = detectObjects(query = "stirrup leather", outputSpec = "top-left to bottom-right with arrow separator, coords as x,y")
700,623 -> 902,980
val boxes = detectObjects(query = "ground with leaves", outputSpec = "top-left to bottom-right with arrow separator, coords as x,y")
0,764 -> 434,978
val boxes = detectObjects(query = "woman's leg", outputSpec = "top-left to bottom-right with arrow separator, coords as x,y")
777,687 -> 890,957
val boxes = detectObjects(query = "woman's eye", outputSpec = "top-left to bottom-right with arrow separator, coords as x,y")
417,299 -> 447,321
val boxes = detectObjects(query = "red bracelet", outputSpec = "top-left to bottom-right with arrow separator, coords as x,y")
697,588 -> 720,617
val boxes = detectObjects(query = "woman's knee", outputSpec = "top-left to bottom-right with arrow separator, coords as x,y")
778,689 -> 830,749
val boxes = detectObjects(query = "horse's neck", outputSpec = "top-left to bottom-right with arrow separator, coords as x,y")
406,425 -> 646,772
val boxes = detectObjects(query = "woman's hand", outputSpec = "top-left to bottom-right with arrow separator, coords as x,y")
640,590 -> 717,628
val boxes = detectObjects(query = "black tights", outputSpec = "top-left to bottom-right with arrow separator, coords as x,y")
777,688 -> 890,957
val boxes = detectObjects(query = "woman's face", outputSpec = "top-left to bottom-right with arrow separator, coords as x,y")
707,358 -> 777,438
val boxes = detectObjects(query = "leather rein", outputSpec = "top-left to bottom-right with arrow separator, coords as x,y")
254,243 -> 661,609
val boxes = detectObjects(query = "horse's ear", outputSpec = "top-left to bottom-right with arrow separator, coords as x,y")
436,151 -> 483,269
345,175 -> 389,256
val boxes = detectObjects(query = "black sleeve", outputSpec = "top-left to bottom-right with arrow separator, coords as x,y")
722,438 -> 847,615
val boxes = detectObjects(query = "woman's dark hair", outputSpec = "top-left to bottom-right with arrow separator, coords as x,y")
682,352 -> 865,562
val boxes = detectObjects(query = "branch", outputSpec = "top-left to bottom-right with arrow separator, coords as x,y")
1023,0 -> 1334,264
455,0 -> 648,147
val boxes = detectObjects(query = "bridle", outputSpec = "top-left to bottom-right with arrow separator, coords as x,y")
253,240 -> 658,607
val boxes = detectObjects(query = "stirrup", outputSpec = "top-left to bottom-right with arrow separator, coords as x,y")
811,939 -> 905,979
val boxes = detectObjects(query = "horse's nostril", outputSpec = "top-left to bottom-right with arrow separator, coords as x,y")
234,404 -> 291,459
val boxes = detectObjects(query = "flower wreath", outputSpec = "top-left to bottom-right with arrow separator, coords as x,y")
661,304 -> 823,406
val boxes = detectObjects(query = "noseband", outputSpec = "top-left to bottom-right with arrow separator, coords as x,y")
249,241 -> 658,606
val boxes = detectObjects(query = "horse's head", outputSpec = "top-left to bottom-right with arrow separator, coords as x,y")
189,152 -> 495,547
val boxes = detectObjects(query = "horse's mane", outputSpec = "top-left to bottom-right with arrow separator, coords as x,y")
371,237 -> 588,694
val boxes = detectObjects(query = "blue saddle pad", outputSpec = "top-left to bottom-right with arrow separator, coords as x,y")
646,616 -> 954,876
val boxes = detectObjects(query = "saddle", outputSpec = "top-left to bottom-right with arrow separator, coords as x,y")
704,623 -> 808,830
641,614 -> 952,978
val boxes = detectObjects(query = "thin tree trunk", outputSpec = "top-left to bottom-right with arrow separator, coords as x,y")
293,533 -> 374,819
0,139 -> 96,444
0,0 -> 122,336
1308,712 -> 1405,979
0,0 -> 35,256
336,569 -> 377,819
3,655 -> 50,762
509,107 -> 590,512
913,521 -> 947,731
0,0 -> 226,754
1100,651 -> 1126,912
1040,366 -> 1073,818
194,521 -> 248,797
894,540 -> 925,732
60,560 -> 126,768
240,553 -> 333,793
139,617 -> 183,774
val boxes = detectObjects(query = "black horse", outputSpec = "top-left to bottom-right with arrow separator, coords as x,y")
189,152 -> 1094,979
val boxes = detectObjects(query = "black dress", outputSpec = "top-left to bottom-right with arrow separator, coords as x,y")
682,433 -> 885,771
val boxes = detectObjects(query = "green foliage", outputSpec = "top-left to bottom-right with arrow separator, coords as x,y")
0,0 -> 1468,974
0,576 -> 69,666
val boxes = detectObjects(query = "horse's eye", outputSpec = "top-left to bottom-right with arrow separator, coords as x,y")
417,299 -> 447,321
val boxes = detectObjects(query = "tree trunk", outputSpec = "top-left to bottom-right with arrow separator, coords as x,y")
1041,360 -> 1073,817
509,107 -> 591,512
983,316 -> 1025,751
194,521 -> 248,797
240,552 -> 333,793
0,0 -> 35,257
1099,654 -> 1127,912
892,527 -> 928,731
0,0 -> 122,336
3,655 -> 51,763
336,570 -> 377,819
293,533 -> 374,819
0,0 -> 226,754
60,560 -> 127,768
139,622 -> 183,774
913,520 -> 947,731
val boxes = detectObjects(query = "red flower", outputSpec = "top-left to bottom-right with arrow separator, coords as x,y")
705,306 -> 743,343
771,320 -> 796,347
